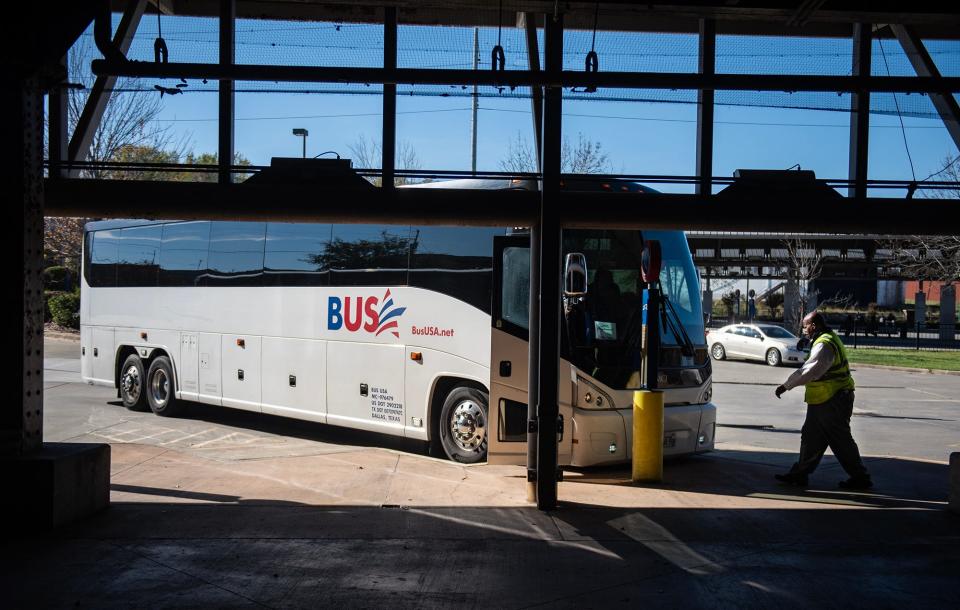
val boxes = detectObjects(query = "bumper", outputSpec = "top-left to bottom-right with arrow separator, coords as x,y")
570,402 -> 717,467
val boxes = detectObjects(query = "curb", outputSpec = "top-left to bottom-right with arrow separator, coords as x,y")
850,362 -> 960,376
44,331 -> 80,343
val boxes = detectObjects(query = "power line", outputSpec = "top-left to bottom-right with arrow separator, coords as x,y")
147,103 -> 949,129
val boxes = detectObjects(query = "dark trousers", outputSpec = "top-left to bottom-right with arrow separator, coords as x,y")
791,389 -> 869,478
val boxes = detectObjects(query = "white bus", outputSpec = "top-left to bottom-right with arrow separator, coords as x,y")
80,178 -> 715,466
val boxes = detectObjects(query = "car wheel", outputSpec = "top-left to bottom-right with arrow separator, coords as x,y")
711,343 -> 726,361
766,348 -> 782,367
439,387 -> 488,464
119,354 -> 149,411
145,356 -> 185,417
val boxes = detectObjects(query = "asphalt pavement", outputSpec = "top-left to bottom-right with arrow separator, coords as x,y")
3,336 -> 956,609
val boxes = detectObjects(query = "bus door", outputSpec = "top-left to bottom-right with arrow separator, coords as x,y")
487,235 -> 573,466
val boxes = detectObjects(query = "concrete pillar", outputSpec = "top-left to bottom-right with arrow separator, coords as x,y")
915,291 -> 926,331
939,284 -> 956,343
805,288 -> 818,313
785,277 -> 800,331
702,289 -> 713,324
951,452 -> 960,514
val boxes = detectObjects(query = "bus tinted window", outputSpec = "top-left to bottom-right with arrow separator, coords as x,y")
205,222 -> 266,286
327,225 -> 411,287
117,225 -> 162,287
159,222 -> 211,287
263,223 -> 332,286
501,246 -> 530,330
409,226 -> 499,312
89,229 -> 119,287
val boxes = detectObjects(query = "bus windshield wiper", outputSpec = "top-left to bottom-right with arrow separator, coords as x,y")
660,294 -> 695,357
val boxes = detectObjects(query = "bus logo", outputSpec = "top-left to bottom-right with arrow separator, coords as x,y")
328,289 -> 406,338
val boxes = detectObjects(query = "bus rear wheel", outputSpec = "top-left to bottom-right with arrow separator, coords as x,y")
119,354 -> 148,411
439,387 -> 488,464
145,356 -> 185,417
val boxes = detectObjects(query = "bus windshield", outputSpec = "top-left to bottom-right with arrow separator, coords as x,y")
561,229 -> 705,389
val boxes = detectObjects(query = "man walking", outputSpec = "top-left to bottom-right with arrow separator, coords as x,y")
774,311 -> 872,489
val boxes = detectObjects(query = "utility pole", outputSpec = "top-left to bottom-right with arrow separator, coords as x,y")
471,27 -> 479,173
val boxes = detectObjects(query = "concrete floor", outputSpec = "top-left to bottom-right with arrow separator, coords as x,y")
3,337 -> 957,609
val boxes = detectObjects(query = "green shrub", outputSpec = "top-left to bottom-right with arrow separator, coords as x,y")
48,291 -> 81,329
44,290 -> 66,322
44,266 -> 74,291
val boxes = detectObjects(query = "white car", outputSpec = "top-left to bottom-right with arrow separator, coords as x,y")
706,323 -> 810,366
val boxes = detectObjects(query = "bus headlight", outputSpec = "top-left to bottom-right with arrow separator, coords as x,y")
700,384 -> 712,404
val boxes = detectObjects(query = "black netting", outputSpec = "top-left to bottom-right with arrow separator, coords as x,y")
80,16 -> 959,120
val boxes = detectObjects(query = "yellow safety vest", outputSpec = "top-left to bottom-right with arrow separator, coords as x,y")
804,331 -> 856,405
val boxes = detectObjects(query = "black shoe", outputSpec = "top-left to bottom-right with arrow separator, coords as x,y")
774,472 -> 808,487
838,476 -> 873,490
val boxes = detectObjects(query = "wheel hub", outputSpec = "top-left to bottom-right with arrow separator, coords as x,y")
151,370 -> 169,406
450,401 -> 485,451
122,366 -> 140,398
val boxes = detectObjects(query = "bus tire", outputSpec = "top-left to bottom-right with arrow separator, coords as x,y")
145,356 -> 184,417
439,387 -> 488,464
711,343 -> 726,361
119,353 -> 149,411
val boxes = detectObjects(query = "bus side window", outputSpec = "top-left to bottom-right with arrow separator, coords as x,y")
328,224 -> 412,287
89,229 -> 119,288
117,225 -> 162,287
159,222 -> 211,287
205,222 -> 266,286
263,222 -> 332,286
409,226 -> 498,313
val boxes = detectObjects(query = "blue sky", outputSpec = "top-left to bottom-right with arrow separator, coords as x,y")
78,16 -> 960,195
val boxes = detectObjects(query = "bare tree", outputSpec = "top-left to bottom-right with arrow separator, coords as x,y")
66,38 -> 188,178
44,217 -> 87,272
883,155 -> 960,288
782,238 -> 823,331
348,135 -> 423,186
499,131 -> 611,174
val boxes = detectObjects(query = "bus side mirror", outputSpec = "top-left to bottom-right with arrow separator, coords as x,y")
564,253 -> 588,297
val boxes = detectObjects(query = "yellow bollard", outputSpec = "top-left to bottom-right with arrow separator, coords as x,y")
632,390 -> 664,483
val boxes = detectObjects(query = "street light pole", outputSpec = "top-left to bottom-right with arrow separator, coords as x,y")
292,128 -> 308,158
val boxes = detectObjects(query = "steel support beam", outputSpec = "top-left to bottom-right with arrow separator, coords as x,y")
891,24 -> 960,154
524,12 -> 545,500
219,0 -> 235,184
382,7 -> 397,189
524,12 -> 544,172
4,75 -> 45,456
696,18 -> 715,196
90,60 -> 960,94
44,178 -> 960,236
69,0 -> 147,174
848,23 -> 871,199
535,11 -> 563,511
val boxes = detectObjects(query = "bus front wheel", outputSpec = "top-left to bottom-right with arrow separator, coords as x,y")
145,356 -> 185,417
439,387 -> 488,464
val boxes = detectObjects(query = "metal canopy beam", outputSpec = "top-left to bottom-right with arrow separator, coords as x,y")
523,12 -> 544,172
219,0 -> 235,184
68,0 -> 147,173
89,60 -> 960,94
43,179 -> 960,236
891,24 -> 960,154
848,23 -> 871,199
382,6 -> 397,189
696,18 -> 715,196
